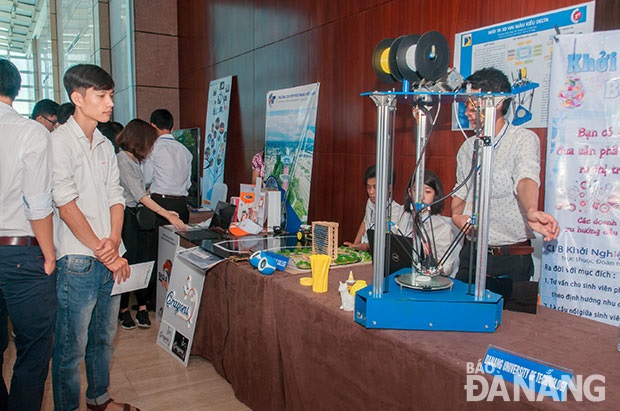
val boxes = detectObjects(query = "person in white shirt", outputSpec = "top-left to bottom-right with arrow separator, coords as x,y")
142,109 -> 192,223
115,118 -> 186,330
31,98 -> 60,132
399,170 -> 458,276
0,58 -> 57,411
140,109 -> 192,311
50,64 -> 138,411
344,165 -> 402,252
451,67 -> 559,286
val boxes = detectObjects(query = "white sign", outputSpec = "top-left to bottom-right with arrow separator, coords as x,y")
156,252 -> 206,366
541,30 -> 620,326
156,225 -> 182,321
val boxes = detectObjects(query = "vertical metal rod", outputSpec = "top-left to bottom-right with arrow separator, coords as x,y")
412,104 -> 428,279
474,96 -> 496,300
467,139 -> 480,295
414,105 -> 427,208
369,94 -> 397,297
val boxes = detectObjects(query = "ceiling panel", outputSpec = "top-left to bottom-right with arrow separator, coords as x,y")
0,0 -> 42,53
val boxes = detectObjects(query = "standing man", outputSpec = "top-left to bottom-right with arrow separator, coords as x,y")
143,108 -> 193,223
142,109 -> 192,310
51,64 -> 137,411
451,67 -> 559,286
0,58 -> 57,411
31,98 -> 60,132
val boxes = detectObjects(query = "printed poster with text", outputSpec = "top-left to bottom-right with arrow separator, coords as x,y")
263,83 -> 319,233
202,76 -> 232,207
541,30 -> 620,326
453,2 -> 594,129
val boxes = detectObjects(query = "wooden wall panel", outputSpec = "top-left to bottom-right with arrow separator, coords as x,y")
212,0 -> 255,62
177,0 -> 620,242
253,0 -> 311,48
177,0 -> 212,75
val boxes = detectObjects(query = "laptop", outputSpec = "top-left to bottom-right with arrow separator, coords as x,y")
366,229 -> 414,276
177,201 -> 236,243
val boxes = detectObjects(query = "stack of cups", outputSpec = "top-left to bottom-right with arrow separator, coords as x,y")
309,254 -> 331,293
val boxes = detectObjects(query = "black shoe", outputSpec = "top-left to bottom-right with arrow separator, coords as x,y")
136,309 -> 151,328
119,311 -> 136,330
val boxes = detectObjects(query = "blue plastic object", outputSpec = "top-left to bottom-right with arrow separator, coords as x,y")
249,251 -> 277,275
354,269 -> 503,332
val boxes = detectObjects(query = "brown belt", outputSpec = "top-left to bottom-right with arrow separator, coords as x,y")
488,240 -> 533,256
152,193 -> 187,200
0,236 -> 39,247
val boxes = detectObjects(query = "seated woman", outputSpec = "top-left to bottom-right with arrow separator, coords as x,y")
398,170 -> 458,276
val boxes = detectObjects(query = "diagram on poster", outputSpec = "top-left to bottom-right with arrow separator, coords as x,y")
453,2 -> 594,129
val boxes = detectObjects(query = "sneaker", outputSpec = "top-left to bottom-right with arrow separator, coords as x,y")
119,311 -> 136,330
135,309 -> 151,328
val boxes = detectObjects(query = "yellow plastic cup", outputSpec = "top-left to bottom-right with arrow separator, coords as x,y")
309,254 -> 331,293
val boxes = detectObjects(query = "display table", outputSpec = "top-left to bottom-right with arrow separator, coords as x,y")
191,261 -> 289,411
190,262 -> 619,410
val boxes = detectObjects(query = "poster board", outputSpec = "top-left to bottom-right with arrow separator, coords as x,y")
453,2 -> 595,128
156,250 -> 208,366
202,76 -> 233,207
156,225 -> 181,321
263,83 -> 320,233
540,30 -> 620,326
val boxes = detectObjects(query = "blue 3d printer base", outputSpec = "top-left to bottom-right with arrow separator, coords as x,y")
354,269 -> 503,332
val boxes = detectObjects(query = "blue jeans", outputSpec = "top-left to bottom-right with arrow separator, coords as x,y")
0,245 -> 57,411
52,255 -> 120,411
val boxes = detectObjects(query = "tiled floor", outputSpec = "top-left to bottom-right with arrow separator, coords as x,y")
2,311 -> 250,411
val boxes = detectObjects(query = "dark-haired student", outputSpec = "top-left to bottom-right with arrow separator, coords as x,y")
142,108 -> 192,223
0,58 -> 57,411
116,118 -> 186,330
398,169 -> 457,276
56,102 -> 75,125
344,164 -> 402,252
451,67 -> 559,285
50,63 -> 139,411
31,98 -> 60,132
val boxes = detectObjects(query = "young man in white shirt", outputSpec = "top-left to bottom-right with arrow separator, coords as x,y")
142,108 -> 193,223
51,64 -> 138,411
31,98 -> 60,132
451,67 -> 559,286
344,165 -> 402,252
141,109 -> 192,311
0,58 -> 57,411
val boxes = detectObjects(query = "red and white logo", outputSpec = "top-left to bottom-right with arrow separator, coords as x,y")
570,8 -> 583,24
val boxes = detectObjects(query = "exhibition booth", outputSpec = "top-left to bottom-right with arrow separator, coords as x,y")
152,2 -> 619,409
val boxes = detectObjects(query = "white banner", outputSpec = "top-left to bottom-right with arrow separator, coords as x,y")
202,76 -> 233,206
541,30 -> 620,326
263,83 -> 320,233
